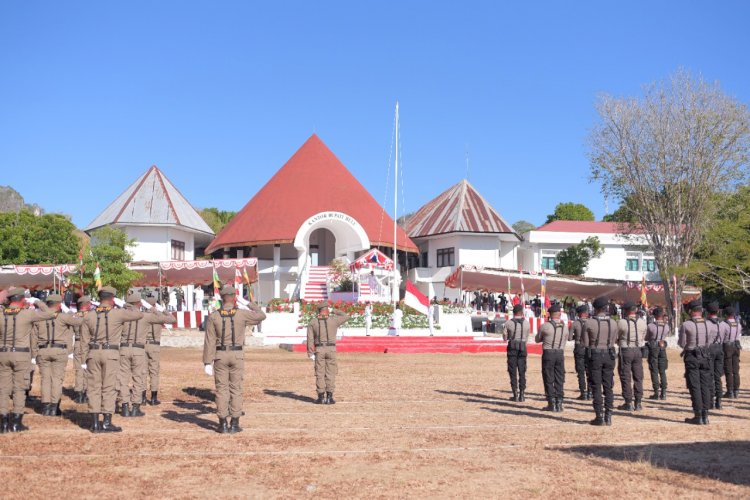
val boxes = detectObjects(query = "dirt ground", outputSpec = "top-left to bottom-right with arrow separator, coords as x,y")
1,348 -> 749,499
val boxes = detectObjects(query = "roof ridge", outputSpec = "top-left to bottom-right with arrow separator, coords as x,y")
112,169 -> 152,224
153,166 -> 181,225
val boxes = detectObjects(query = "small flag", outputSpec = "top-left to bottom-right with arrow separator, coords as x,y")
540,271 -> 547,317
212,264 -> 220,296
234,267 -> 243,295
640,275 -> 648,309
94,263 -> 102,291
242,266 -> 254,301
404,280 -> 429,315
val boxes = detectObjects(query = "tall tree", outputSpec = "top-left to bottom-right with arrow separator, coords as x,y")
555,236 -> 603,275
512,220 -> 536,235
199,208 -> 237,234
602,196 -> 638,223
0,210 -> 80,265
545,202 -> 595,224
70,226 -> 142,295
589,70 -> 750,320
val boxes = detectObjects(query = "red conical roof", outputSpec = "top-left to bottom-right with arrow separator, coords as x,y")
206,135 -> 417,253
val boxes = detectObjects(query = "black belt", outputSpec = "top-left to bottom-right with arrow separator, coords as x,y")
89,344 -> 119,350
147,340 -> 160,345
120,343 -> 145,349
588,347 -> 610,352
0,347 -> 30,353
38,343 -> 67,349
216,346 -> 242,351
621,346 -> 642,350
315,342 -> 336,347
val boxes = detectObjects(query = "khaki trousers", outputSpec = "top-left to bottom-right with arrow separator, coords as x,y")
145,343 -> 161,392
37,348 -> 68,404
213,350 -> 244,419
118,347 -> 146,405
74,341 -> 87,393
86,348 -> 120,414
314,346 -> 338,394
0,352 -> 31,414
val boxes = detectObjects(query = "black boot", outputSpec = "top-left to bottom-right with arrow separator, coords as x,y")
660,388 -> 666,400
648,390 -> 660,400
90,413 -> 101,433
0,414 -> 8,434
685,412 -> 703,425
42,403 -> 51,416
115,401 -> 121,414
509,388 -> 518,402
723,390 -> 733,399
518,390 -> 525,402
10,413 -> 28,432
577,390 -> 586,401
120,403 -> 130,418
229,417 -> 243,433
315,393 -> 326,405
617,401 -> 634,411
150,391 -> 160,406
604,411 -> 612,426
702,410 -> 709,425
129,404 -> 145,417
556,398 -> 564,412
590,413 -> 605,426
101,414 -> 122,432
586,391 -> 592,401
75,392 -> 85,404
715,397 -> 722,410
53,402 -> 62,416
142,391 -> 148,405
326,392 -> 336,405
634,399 -> 642,411
543,400 -> 555,411
217,417 -> 229,434
734,390 -> 739,399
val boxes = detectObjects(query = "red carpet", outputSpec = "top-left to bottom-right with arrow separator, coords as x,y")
283,336 -> 543,354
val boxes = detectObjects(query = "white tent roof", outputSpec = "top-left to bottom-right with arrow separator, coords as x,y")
85,165 -> 214,237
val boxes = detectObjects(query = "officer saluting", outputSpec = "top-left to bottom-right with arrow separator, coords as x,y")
616,302 -> 647,411
722,307 -> 741,399
80,286 -> 144,433
535,303 -> 570,412
705,302 -> 725,409
571,305 -> 591,401
645,307 -> 669,400
306,304 -> 349,404
34,293 -> 83,416
583,297 -> 619,426
502,304 -> 530,402
0,287 -> 55,433
73,295 -> 94,404
203,286 -> 266,434
142,296 -> 173,406
678,300 -> 713,425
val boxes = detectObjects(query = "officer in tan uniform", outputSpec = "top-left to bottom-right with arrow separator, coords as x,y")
35,293 -> 83,416
306,304 -> 349,405
80,286 -> 143,433
616,302 -> 647,411
144,296 -> 173,406
535,304 -> 571,412
73,295 -> 93,404
0,287 -> 55,433
203,286 -> 266,434
583,297 -> 619,426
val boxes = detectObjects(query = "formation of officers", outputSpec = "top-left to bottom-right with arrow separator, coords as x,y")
503,296 -> 742,426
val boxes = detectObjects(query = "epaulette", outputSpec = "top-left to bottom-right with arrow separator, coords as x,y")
96,306 -> 113,313
219,308 -> 238,317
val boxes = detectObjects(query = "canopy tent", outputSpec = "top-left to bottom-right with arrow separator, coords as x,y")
131,258 -> 258,287
0,264 -> 76,291
445,265 -> 701,307
350,248 -> 394,271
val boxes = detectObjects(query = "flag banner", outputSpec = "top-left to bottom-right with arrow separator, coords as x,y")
540,272 -> 547,317
234,267 -> 243,295
242,266 -> 254,301
404,280 -> 429,315
640,275 -> 648,308
94,263 -> 102,291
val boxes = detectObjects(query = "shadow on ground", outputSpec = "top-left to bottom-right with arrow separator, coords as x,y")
263,389 -> 316,403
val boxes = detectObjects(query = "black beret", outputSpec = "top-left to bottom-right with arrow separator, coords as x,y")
724,306 -> 735,317
652,307 -> 664,317
593,297 -> 609,310
706,301 -> 720,314
576,305 -> 588,314
512,304 -> 524,314
622,302 -> 637,312
688,299 -> 702,311
548,303 -> 561,313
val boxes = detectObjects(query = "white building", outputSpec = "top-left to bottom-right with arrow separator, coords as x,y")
405,179 -> 521,301
519,221 -> 660,281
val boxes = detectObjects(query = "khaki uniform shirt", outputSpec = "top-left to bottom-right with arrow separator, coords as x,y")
535,319 -> 570,349
123,310 -> 175,345
582,315 -> 619,348
306,309 -> 349,355
80,305 -> 144,359
34,312 -> 83,354
203,303 -> 266,364
1,302 -> 56,355
503,317 -> 530,342
617,317 -> 647,348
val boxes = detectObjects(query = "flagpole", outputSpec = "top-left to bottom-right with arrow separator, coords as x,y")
392,101 -> 399,306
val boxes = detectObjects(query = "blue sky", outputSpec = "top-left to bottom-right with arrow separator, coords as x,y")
2,1 -> 749,230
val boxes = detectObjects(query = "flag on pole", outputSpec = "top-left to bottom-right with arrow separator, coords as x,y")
507,274 -> 511,297
519,267 -> 525,299
212,264 -> 220,296
94,263 -> 102,291
242,266 -> 254,301
540,271 -> 547,318
640,275 -> 648,309
404,280 -> 429,315
234,267 -> 243,296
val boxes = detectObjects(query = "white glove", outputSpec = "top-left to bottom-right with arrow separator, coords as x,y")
25,297 -> 39,305
68,353 -> 74,359
61,303 -> 71,313
113,297 -> 125,308
309,354 -> 316,361
236,296 -> 250,307
155,303 -> 165,312
81,363 -> 87,370
237,303 -> 250,311
91,300 -> 100,307
31,358 -> 37,365
141,299 -> 153,310
204,364 -> 214,376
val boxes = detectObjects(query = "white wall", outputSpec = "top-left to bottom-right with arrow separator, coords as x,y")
121,225 -> 196,262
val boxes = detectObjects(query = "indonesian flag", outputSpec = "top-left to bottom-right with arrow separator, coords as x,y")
234,267 -> 243,295
404,280 -> 429,315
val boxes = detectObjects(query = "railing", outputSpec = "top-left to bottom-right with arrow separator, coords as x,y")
291,255 -> 310,302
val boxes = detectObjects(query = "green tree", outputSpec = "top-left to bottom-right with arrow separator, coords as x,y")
70,226 -> 142,295
602,196 -> 638,223
0,210 -> 80,265
545,202 -> 595,224
512,220 -> 536,235
555,236 -> 603,275
199,208 -> 237,234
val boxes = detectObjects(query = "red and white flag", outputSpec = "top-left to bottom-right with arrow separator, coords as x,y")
234,267 -> 243,296
404,280 -> 429,315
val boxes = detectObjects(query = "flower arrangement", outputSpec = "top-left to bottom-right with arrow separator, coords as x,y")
297,299 -> 431,329
266,298 -> 295,313
327,259 -> 355,292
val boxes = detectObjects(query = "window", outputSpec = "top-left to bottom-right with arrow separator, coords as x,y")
421,251 -> 429,267
171,240 -> 185,260
540,250 -> 559,271
436,247 -> 455,267
643,254 -> 657,272
625,252 -> 640,271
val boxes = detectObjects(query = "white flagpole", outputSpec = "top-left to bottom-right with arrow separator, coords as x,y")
392,101 -> 400,306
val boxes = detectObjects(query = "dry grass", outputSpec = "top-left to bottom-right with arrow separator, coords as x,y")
1,348 -> 749,499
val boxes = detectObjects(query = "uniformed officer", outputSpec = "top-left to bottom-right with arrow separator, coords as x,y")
571,304 -> 591,401
80,286 -> 144,433
535,304 -> 570,412
705,302 -> 725,409
35,293 -> 83,416
73,295 -> 93,404
306,304 -> 349,405
722,307 -> 741,399
645,307 -> 669,400
616,302 -> 647,411
583,296 -> 619,426
502,304 -> 530,402
678,299 -> 713,425
142,296 -> 173,406
203,285 -> 266,434
117,293 -> 156,417
0,287 -> 55,433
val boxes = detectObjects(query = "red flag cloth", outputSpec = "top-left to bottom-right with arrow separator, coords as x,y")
404,280 -> 429,315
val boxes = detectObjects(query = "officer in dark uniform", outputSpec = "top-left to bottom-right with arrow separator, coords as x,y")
645,307 -> 669,400
582,297 -> 619,426
705,302 -> 725,409
616,302 -> 647,411
502,304 -> 530,402
571,305 -> 591,400
722,307 -> 741,399
535,303 -> 570,412
678,300 -> 713,425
